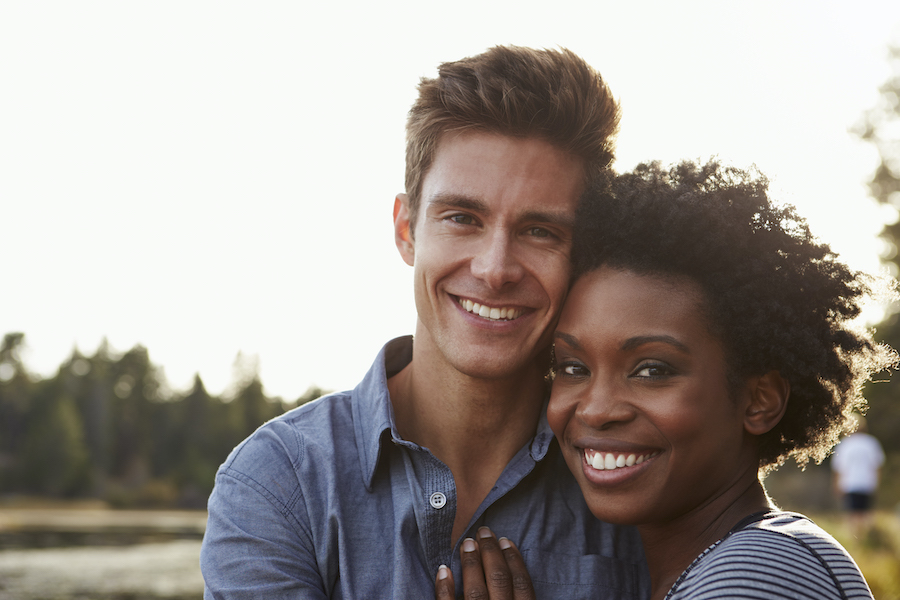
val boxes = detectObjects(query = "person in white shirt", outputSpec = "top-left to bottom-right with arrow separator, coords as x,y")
832,415 -> 885,537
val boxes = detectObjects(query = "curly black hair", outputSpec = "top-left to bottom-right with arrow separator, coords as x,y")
572,160 -> 897,471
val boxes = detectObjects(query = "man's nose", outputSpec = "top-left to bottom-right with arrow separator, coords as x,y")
470,231 -> 525,289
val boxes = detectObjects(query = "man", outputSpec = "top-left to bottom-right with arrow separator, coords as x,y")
831,415 -> 885,537
201,45 -> 648,599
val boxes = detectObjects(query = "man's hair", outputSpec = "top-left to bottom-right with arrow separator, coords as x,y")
404,45 -> 619,234
572,160 -> 897,471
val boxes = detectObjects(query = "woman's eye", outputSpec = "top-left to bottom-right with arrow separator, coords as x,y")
556,363 -> 588,378
633,363 -> 674,379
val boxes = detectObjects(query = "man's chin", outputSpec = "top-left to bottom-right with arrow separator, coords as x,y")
448,351 -> 542,382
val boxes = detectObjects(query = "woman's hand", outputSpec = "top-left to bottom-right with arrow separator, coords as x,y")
435,527 -> 536,600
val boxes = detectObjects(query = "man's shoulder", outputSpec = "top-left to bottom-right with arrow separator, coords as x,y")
218,391 -> 358,480
235,389 -> 353,448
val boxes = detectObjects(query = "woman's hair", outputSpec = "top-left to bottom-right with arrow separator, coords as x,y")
572,160 -> 897,471
404,45 -> 619,236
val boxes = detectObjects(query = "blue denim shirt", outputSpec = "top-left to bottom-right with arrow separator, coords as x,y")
201,336 -> 648,599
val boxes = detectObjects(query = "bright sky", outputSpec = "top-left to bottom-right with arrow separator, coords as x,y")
3,1 -> 899,399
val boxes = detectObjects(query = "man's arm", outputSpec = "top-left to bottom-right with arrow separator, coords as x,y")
200,430 -> 326,599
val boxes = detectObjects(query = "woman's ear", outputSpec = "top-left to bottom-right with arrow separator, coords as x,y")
744,371 -> 790,435
394,194 -> 415,266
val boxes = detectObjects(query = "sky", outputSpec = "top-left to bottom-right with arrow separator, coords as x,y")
2,1 -> 900,399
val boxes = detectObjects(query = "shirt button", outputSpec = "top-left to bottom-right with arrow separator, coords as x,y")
429,492 -> 447,509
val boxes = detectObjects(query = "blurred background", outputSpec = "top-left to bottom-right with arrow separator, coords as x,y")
2,1 -> 900,598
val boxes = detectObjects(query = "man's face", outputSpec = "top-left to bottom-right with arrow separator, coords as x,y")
394,131 -> 584,381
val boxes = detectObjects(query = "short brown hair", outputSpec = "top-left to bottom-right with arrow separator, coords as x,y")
404,45 -> 619,234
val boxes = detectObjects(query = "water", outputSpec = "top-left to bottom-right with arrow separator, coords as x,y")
0,506 -> 206,600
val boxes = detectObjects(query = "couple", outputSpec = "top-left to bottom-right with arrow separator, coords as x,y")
200,46 -> 891,599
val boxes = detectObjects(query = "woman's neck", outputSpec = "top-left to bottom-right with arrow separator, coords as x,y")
638,477 -> 773,600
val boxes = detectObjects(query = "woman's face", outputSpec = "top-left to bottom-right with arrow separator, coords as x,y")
548,267 -> 756,526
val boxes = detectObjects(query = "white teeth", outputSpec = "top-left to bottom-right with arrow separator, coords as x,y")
458,298 -> 522,321
586,450 -> 657,471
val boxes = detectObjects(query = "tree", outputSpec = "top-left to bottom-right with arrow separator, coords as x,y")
0,333 -> 33,491
855,43 -> 900,505
856,45 -> 900,260
19,389 -> 89,496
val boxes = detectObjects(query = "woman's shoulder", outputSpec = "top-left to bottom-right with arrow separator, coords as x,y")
666,511 -> 873,600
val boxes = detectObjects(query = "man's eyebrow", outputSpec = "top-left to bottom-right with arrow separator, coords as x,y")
621,335 -> 690,353
429,194 -> 488,213
429,194 -> 574,228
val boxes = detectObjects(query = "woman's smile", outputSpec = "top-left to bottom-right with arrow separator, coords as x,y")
548,266 -> 755,527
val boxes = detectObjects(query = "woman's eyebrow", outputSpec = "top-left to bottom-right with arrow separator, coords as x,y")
621,335 -> 689,353
554,331 -> 581,350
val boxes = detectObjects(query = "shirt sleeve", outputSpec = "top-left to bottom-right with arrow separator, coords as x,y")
200,429 -> 326,599
667,527 -> 873,600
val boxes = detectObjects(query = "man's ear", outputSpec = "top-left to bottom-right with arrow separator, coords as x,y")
393,194 -> 415,266
744,371 -> 790,436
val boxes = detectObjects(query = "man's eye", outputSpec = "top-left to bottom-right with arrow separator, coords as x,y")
527,227 -> 550,238
449,214 -> 475,225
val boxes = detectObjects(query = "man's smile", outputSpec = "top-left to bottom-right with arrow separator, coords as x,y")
455,296 -> 525,321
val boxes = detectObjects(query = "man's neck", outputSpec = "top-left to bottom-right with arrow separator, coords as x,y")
386,333 -> 548,545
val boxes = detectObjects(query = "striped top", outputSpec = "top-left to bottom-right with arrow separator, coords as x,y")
665,511 -> 873,599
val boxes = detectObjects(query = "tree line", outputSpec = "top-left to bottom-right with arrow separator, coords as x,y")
0,332 -> 326,508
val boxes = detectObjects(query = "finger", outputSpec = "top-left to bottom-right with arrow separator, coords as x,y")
476,527 -> 513,600
498,538 -> 536,600
460,537 -> 488,600
435,564 -> 456,600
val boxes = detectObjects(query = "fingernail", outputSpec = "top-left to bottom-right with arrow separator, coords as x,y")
462,538 -> 476,552
499,537 -> 511,550
438,565 -> 450,580
477,526 -> 493,539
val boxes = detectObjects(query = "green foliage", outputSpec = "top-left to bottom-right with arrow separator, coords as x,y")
0,333 -> 329,507
808,511 -> 900,600
19,393 -> 89,496
856,43 -> 900,489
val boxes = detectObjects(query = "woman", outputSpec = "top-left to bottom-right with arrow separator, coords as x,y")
436,160 -> 895,599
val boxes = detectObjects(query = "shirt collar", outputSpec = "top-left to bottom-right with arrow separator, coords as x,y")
351,335 -> 555,490
530,400 -> 555,460
352,336 -> 413,491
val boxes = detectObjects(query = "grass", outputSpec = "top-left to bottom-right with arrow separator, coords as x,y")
807,510 -> 900,600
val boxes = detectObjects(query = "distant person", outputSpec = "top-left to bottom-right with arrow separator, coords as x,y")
438,161 -> 894,600
832,415 -> 885,537
200,46 -> 649,598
